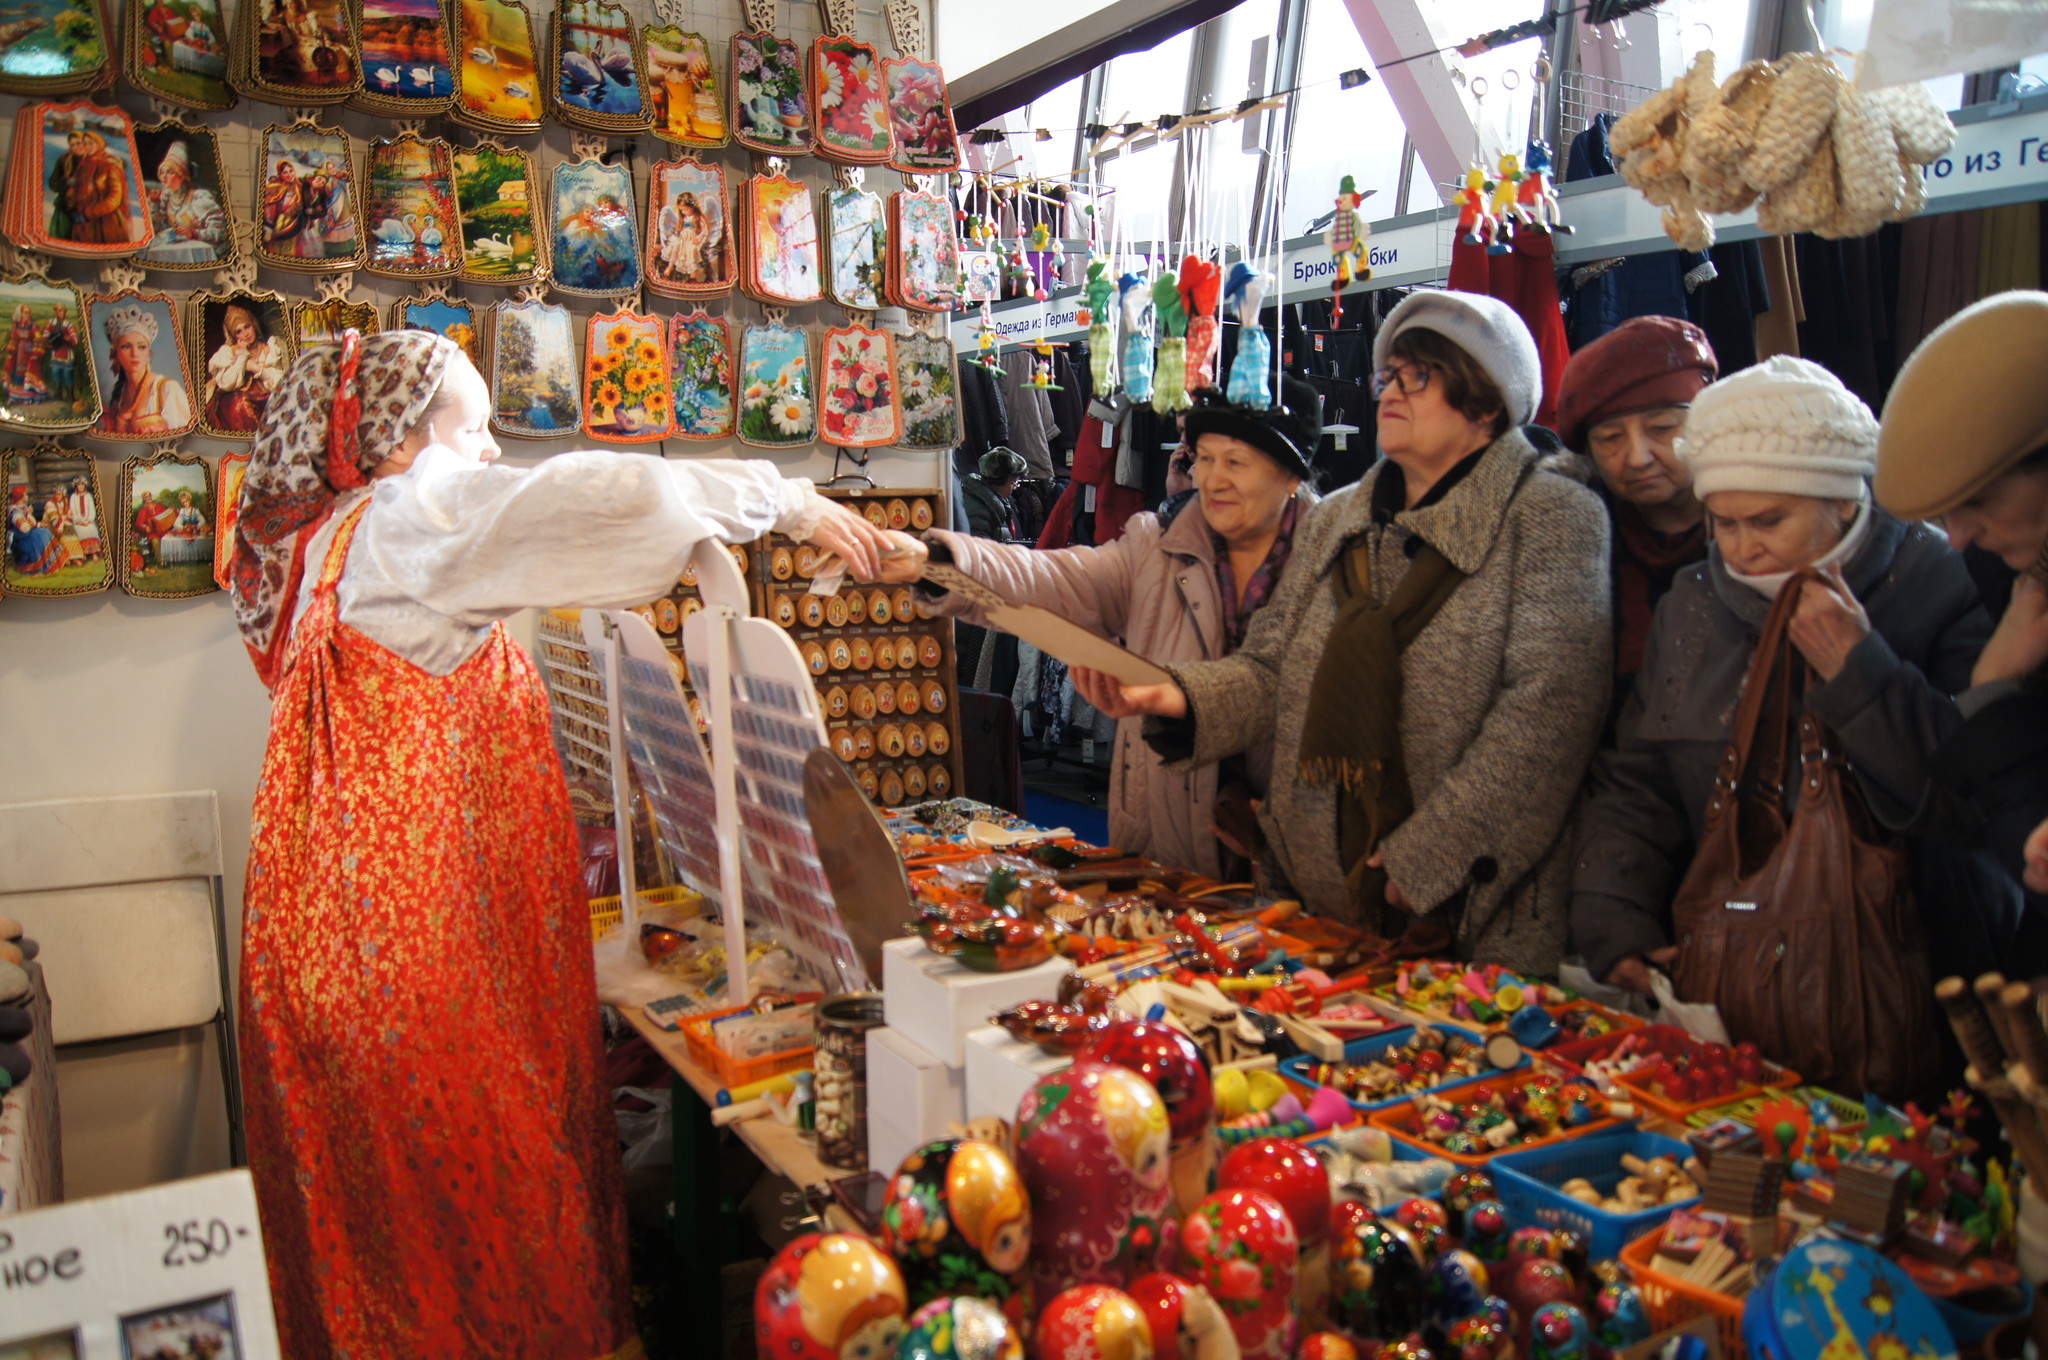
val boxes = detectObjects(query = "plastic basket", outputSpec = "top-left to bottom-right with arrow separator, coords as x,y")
1281,1022 -> 1523,1113
588,883 -> 706,941
1368,1069 -> 1626,1166
1547,1023 -> 1800,1121
1619,1217 -> 1796,1359
680,999 -> 818,1090
1492,1128 -> 1700,1259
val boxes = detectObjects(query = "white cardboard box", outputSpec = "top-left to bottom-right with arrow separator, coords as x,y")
964,1024 -> 1074,1126
881,936 -> 1073,1066
865,1024 -> 965,1176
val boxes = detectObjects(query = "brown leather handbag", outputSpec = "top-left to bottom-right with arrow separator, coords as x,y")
1669,571 -> 1939,1101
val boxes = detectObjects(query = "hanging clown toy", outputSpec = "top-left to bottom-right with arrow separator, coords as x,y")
1326,175 -> 1370,325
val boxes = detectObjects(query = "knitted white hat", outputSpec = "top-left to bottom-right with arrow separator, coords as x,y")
1679,355 -> 1877,501
1373,291 -> 1542,426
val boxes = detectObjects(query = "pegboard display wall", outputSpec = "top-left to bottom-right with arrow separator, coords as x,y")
0,0 -> 950,604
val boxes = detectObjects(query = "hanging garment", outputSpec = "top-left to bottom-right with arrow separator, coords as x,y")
1447,227 -> 1569,430
1689,240 -> 1772,374
1754,235 -> 1805,360
1978,202 -> 2042,296
1895,210 -> 1984,357
999,348 -> 1057,479
241,504 -> 640,1360
1795,233 -> 1890,412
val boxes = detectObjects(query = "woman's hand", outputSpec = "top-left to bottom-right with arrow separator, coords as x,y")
1789,563 -> 1871,682
874,531 -> 927,584
1364,851 -> 1412,912
803,500 -> 890,579
1071,665 -> 1187,720
1974,576 -> 2048,688
1605,946 -> 1680,996
2024,815 -> 2048,894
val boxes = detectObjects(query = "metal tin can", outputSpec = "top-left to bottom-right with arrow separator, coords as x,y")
813,992 -> 885,1170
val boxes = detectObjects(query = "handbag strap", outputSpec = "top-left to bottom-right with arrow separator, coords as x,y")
1712,569 -> 1824,804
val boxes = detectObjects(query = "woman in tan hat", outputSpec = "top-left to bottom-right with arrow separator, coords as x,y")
1571,356 -> 2004,1098
1879,290 -> 2048,939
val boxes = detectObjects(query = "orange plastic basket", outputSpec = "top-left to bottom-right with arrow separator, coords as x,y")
1367,1069 -> 1625,1166
1547,1024 -> 1801,1122
1620,1218 -> 1796,1357
680,997 -> 819,1090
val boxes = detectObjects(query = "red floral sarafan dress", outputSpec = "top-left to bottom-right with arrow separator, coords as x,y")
241,502 -> 643,1360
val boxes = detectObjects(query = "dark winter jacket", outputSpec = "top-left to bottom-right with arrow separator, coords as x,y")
1571,509 -> 1992,981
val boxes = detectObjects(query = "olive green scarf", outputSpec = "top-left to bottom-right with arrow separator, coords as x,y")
1298,534 -> 1464,927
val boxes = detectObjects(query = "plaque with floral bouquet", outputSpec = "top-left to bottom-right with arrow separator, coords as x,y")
818,323 -> 897,448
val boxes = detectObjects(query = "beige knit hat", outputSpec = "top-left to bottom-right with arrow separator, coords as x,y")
1678,355 -> 1877,501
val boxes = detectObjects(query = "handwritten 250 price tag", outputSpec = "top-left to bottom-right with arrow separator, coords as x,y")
0,1169 -> 280,1358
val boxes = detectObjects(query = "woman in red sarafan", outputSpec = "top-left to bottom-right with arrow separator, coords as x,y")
229,328 -> 888,1359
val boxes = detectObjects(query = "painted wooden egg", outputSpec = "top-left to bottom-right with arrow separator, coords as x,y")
1032,1283 -> 1154,1360
1217,1136 -> 1330,1249
1179,1188 -> 1299,1360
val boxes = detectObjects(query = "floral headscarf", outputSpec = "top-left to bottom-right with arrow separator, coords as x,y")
230,328 -> 456,687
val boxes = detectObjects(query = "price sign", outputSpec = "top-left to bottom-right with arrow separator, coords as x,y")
0,1169 -> 280,1358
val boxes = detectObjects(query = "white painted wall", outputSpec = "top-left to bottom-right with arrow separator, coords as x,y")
0,0 -> 939,1198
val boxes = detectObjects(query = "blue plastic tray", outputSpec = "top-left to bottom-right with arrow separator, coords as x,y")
1492,1127 -> 1696,1260
1280,1021 -> 1521,1114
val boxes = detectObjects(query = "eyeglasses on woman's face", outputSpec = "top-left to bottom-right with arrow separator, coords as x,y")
1371,359 -> 1435,399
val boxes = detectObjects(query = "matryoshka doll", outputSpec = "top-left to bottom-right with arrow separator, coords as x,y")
1425,1250 -> 1492,1334
1080,1020 -> 1218,1221
897,1296 -> 1025,1360
1217,1136 -> 1332,1323
757,1232 -> 909,1360
1033,1283 -> 1155,1360
1128,1272 -> 1241,1360
1587,1276 -> 1650,1359
1015,1060 -> 1173,1301
880,1139 -> 1032,1323
1529,1303 -> 1591,1360
1299,1335 -> 1358,1360
1179,1188 -> 1299,1360
1444,1312 -> 1511,1360
1462,1201 -> 1511,1265
1329,1218 -> 1426,1345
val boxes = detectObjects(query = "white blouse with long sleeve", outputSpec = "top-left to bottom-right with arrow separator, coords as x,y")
294,445 -> 830,675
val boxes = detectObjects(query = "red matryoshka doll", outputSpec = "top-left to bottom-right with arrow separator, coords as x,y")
1329,1217 -> 1427,1344
1217,1136 -> 1332,1322
1015,1059 -> 1173,1301
756,1232 -> 908,1360
1500,1258 -> 1579,1354
1082,1020 -> 1218,1220
1530,1303 -> 1592,1360
897,1296 -> 1025,1360
880,1139 -> 1033,1321
1444,1312 -> 1512,1360
1033,1283 -> 1155,1360
1179,1188 -> 1299,1360
1129,1272 -> 1241,1360
1299,1335 -> 1358,1360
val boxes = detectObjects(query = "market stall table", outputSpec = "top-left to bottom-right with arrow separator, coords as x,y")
622,1003 -> 860,1320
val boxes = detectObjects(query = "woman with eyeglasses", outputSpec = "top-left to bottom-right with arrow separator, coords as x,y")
882,381 -> 1321,878
1072,294 -> 1612,972
1555,317 -> 1718,732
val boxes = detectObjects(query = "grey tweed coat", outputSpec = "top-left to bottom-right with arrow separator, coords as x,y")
1164,430 -> 1613,973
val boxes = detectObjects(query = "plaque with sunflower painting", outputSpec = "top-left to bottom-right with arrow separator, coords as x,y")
583,308 -> 672,443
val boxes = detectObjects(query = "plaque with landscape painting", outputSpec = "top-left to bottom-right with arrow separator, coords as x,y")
454,140 -> 543,285
361,131 -> 462,278
350,0 -> 455,116
449,0 -> 540,134
392,294 -> 480,367
489,297 -> 578,438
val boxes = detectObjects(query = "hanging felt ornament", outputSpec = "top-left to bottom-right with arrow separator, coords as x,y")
1151,272 -> 1189,414
1224,262 -> 1274,409
1179,255 -> 1222,393
1519,139 -> 1569,233
1085,259 -> 1117,396
1025,221 -> 1056,301
1491,153 -> 1526,244
968,305 -> 1002,373
1455,166 -> 1500,250
1119,270 -> 1154,402
1027,339 -> 1064,391
1326,175 -> 1371,326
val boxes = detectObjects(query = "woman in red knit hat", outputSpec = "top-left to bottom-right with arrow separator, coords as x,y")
1556,316 -> 1718,727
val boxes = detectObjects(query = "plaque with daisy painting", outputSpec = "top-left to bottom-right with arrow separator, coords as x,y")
583,308 -> 671,443
893,329 -> 960,451
667,308 -> 731,441
810,36 -> 889,165
735,320 -> 812,449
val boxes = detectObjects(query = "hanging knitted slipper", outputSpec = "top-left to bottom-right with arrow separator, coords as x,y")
1684,59 -> 1779,214
1743,52 -> 1840,192
1757,135 -> 1840,236
1822,82 -> 1906,238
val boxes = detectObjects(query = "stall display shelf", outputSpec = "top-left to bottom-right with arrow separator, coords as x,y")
745,486 -> 964,808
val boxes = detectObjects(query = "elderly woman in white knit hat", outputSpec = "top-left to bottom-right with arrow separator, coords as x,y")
1571,356 -> 1991,1097
1877,289 -> 2048,966
1074,292 -> 1613,974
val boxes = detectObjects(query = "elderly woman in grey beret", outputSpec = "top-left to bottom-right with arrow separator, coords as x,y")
1076,292 -> 1612,973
